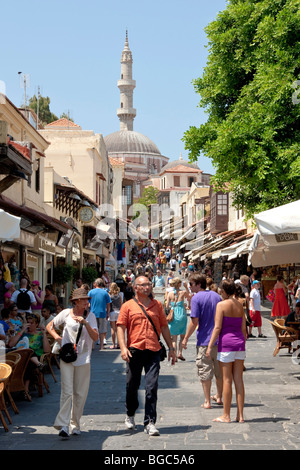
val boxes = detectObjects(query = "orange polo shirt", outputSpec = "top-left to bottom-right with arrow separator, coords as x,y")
117,298 -> 168,351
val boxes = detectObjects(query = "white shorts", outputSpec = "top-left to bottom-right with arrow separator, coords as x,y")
217,351 -> 246,363
108,310 -> 119,322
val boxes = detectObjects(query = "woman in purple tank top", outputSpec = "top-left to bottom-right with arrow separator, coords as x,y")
207,280 -> 247,423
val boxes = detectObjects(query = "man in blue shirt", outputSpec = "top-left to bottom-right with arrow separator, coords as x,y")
88,278 -> 111,350
182,273 -> 222,409
153,270 -> 165,288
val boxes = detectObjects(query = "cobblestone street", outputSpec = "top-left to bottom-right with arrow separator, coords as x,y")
1,300 -> 300,452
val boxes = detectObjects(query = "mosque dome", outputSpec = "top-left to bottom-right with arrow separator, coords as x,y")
104,130 -> 161,155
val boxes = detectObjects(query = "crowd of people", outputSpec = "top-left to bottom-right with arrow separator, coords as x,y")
0,248 -> 299,438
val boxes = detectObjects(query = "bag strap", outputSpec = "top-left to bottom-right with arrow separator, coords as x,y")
75,310 -> 88,345
173,290 -> 179,308
133,298 -> 160,341
168,290 -> 179,311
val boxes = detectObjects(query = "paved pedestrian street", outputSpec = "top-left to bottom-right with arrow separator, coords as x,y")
0,303 -> 300,452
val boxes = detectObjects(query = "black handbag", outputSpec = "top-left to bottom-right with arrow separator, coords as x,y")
133,298 -> 167,361
59,310 -> 87,363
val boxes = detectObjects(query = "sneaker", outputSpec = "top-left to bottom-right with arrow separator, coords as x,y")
144,421 -> 160,436
258,334 -> 267,338
59,426 -> 70,438
248,334 -> 256,338
125,415 -> 136,430
72,429 -> 81,435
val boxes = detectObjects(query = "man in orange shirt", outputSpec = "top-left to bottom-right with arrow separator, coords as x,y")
117,275 -> 176,436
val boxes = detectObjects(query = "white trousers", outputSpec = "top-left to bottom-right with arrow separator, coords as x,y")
54,361 -> 90,432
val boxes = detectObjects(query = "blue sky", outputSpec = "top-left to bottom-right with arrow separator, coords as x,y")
1,0 -> 227,174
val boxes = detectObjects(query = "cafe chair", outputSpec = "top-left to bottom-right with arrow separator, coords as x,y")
42,333 -> 60,383
33,356 -> 50,397
268,320 -> 298,356
0,363 -> 13,432
6,349 -> 33,401
4,353 -> 21,414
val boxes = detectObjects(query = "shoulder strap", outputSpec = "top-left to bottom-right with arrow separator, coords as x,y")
75,310 -> 88,345
172,291 -> 179,307
133,298 -> 160,341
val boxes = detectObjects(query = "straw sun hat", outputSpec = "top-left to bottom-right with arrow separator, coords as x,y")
70,288 -> 90,301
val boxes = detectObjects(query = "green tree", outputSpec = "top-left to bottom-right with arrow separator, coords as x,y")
29,95 -> 58,124
60,112 -> 74,122
137,186 -> 159,208
183,0 -> 300,218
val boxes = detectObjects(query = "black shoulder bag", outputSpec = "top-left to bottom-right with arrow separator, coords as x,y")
59,310 -> 88,363
133,298 -> 167,361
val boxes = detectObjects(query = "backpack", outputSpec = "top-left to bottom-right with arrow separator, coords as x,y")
16,289 -> 31,310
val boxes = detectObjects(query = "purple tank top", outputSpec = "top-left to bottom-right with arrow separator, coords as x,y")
218,316 -> 245,352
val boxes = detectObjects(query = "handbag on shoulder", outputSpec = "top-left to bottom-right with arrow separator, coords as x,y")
166,292 -> 179,323
59,310 -> 87,363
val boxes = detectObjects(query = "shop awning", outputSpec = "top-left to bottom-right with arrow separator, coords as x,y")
221,238 -> 253,261
0,195 -> 72,234
248,200 -> 300,267
190,230 -> 246,261
0,209 -> 21,242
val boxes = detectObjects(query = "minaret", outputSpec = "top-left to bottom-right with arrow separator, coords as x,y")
117,31 -> 136,131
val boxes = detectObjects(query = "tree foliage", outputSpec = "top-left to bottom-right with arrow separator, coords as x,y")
136,186 -> 160,208
183,0 -> 300,218
60,112 -> 74,122
29,95 -> 58,124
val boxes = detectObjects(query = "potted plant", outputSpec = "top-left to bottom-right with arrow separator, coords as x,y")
53,264 -> 75,285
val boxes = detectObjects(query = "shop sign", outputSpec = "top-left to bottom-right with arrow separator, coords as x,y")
38,236 -> 56,255
275,233 -> 298,243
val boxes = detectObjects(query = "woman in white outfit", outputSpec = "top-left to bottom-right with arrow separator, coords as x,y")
46,288 -> 98,438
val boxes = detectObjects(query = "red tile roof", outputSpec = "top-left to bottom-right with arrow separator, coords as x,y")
7,138 -> 31,161
162,164 -> 201,174
45,118 -> 81,129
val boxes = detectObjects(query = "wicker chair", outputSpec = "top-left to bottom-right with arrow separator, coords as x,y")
33,360 -> 50,397
268,320 -> 298,356
6,349 -> 33,401
4,352 -> 21,414
0,363 -> 13,432
41,333 -> 60,383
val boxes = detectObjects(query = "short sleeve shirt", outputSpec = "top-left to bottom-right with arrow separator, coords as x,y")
117,298 -> 168,351
190,290 -> 221,346
53,309 -> 97,366
250,288 -> 261,311
11,288 -> 36,313
88,288 -> 111,318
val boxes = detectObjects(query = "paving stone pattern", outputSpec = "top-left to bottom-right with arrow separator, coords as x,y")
1,296 -> 299,451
